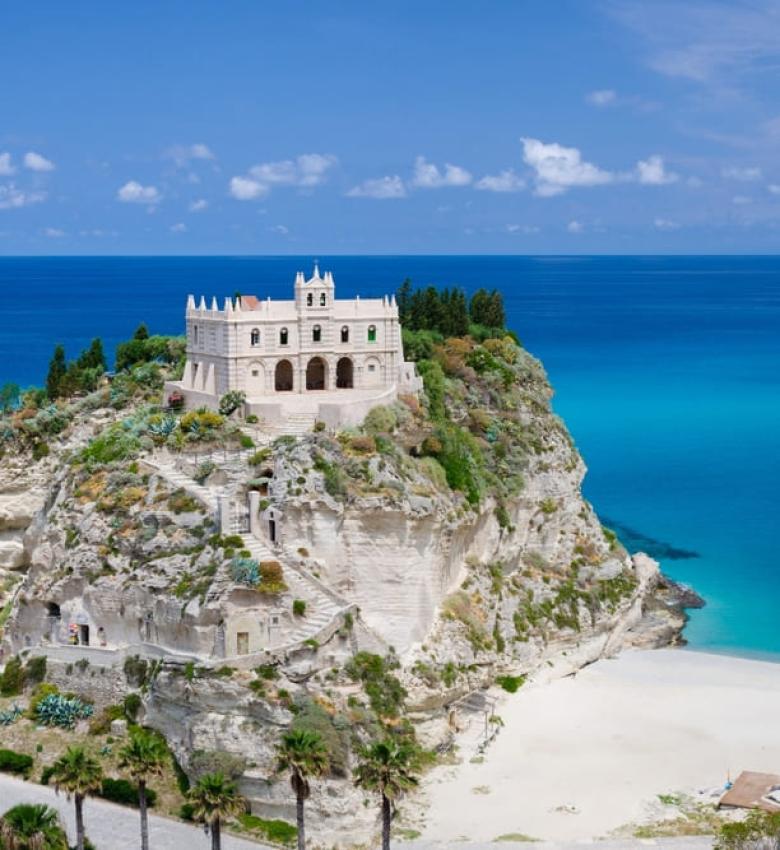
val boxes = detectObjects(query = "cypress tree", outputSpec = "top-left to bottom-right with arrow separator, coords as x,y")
469,288 -> 491,325
452,289 -> 469,336
133,323 -> 150,341
396,279 -> 412,325
486,289 -> 506,328
46,344 -> 67,399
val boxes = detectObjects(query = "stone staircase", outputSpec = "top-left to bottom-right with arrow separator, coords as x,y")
251,413 -> 317,441
242,536 -> 345,647
143,457 -> 220,513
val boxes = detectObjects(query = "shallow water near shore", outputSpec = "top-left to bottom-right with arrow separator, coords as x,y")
1,254 -> 778,658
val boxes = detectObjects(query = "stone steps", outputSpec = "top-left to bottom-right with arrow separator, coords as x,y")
144,459 -> 220,513
243,536 -> 343,647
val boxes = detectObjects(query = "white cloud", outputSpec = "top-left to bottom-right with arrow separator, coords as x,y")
189,198 -> 208,212
43,227 -> 65,237
722,166 -> 762,181
636,155 -> 678,185
768,184 -> 780,195
229,176 -> 268,201
0,184 -> 47,209
347,175 -> 407,199
0,154 -> 14,176
612,1 -> 780,83
732,194 -> 752,205
521,138 -> 613,196
170,222 -> 187,233
586,89 -> 617,106
166,143 -> 215,167
654,217 -> 679,230
230,153 -> 337,200
475,169 -> 525,193
567,220 -> 584,233
24,151 -> 55,172
506,223 -> 540,234
117,181 -> 161,204
412,156 -> 472,188
248,153 -> 337,187
271,224 -> 289,235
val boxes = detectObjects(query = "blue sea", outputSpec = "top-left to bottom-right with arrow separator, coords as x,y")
1,255 -> 779,660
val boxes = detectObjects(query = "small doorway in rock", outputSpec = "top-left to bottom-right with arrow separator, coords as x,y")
236,632 -> 249,655
47,602 -> 61,618
269,517 -> 276,543
78,624 -> 90,646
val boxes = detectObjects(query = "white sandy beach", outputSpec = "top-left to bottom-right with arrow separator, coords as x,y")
417,648 -> 780,843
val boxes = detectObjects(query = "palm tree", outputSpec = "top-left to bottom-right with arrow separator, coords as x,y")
118,728 -> 169,850
353,739 -> 420,850
50,745 -> 103,850
187,772 -> 246,850
0,803 -> 68,850
275,729 -> 329,850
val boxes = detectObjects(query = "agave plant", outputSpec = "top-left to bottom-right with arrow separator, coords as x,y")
0,704 -> 23,726
231,556 -> 260,586
36,694 -> 93,729
147,414 -> 178,438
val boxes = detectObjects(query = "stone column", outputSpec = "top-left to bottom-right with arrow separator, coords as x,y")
248,491 -> 262,538
218,492 -> 231,535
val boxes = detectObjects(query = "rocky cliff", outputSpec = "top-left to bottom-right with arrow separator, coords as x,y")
0,335 -> 697,847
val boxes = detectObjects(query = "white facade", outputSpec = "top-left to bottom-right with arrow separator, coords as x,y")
166,265 -> 421,426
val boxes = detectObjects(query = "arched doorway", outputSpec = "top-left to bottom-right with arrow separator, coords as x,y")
246,361 -> 265,396
336,357 -> 353,389
306,357 -> 327,390
275,360 -> 293,392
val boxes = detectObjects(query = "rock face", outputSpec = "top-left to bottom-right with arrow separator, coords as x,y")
0,334 -> 700,848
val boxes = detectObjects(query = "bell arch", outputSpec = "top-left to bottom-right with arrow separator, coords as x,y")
336,357 -> 354,389
275,359 -> 294,392
306,356 -> 327,390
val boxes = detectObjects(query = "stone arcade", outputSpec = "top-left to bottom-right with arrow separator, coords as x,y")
165,264 -> 422,427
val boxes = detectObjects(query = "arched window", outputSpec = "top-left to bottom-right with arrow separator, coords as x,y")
280,327 -> 289,346
312,324 -> 322,343
341,325 -> 349,343
250,328 -> 260,347
368,325 -> 377,343
307,293 -> 313,306
320,292 -> 327,306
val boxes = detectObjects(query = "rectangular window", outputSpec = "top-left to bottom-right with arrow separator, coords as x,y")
368,364 -> 376,372
252,370 -> 259,377
236,632 -> 249,655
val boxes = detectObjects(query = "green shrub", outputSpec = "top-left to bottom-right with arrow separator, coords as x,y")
345,652 -> 407,718
123,655 -> 148,688
0,748 -> 33,777
245,414 -> 259,424
99,777 -> 157,808
715,810 -> 780,849
24,656 -> 47,686
363,405 -> 397,434
0,655 -> 25,696
179,802 -> 196,821
218,390 -> 246,417
239,434 -> 254,449
123,692 -> 142,721
238,813 -> 297,846
40,764 -> 56,785
248,449 -> 271,466
292,599 -> 306,617
496,674 -> 526,693
32,441 -> 50,461
88,703 -> 125,735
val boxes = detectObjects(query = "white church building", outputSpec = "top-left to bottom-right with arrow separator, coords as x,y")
164,265 -> 422,427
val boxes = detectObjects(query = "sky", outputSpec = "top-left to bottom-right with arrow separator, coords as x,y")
3,0 -> 780,254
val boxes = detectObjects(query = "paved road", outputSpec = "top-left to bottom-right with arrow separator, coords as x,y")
0,774 -> 269,850
406,841 -> 714,849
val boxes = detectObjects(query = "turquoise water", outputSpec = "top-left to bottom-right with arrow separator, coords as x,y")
1,255 -> 778,658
